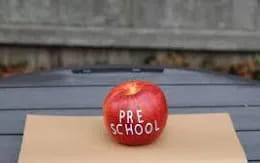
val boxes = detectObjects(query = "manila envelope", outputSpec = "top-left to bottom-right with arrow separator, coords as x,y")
18,113 -> 247,163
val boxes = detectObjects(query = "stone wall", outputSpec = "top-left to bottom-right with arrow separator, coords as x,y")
1,0 -> 260,51
1,0 -> 260,79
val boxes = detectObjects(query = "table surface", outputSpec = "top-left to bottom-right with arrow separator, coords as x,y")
0,67 -> 260,163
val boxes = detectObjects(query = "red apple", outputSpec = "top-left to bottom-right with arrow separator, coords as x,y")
103,80 -> 168,145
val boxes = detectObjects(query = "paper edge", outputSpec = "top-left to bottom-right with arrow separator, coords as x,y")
224,113 -> 248,162
18,114 -> 31,163
25,112 -> 230,118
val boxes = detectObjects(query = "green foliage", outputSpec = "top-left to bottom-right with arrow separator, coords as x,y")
254,55 -> 260,64
255,71 -> 260,80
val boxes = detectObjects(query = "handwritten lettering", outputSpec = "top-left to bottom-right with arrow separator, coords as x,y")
110,109 -> 160,136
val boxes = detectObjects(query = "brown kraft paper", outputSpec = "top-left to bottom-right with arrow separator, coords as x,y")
18,113 -> 247,163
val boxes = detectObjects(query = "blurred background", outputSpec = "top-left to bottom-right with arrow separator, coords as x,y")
0,0 -> 260,80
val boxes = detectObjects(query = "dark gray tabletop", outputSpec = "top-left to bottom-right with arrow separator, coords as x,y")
0,67 -> 259,163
